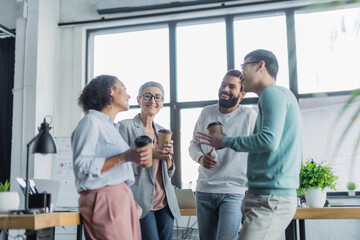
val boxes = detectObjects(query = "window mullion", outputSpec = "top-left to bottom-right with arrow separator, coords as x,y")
169,22 -> 182,188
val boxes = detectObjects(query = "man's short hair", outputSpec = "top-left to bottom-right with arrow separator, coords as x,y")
224,69 -> 244,91
244,49 -> 279,79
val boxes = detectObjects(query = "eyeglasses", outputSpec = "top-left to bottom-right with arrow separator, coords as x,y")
240,61 -> 259,70
142,93 -> 164,102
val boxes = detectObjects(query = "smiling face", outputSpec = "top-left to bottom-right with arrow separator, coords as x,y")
218,75 -> 245,111
110,80 -> 130,112
137,86 -> 164,117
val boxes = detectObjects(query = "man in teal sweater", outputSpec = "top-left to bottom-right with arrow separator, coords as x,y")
196,49 -> 302,240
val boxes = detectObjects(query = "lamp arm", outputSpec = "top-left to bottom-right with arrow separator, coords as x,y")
26,130 -> 42,148
25,130 -> 41,211
25,143 -> 31,211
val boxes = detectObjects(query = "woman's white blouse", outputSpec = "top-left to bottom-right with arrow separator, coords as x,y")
71,110 -> 134,193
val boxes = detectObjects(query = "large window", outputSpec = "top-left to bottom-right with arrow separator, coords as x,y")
180,108 -> 203,190
88,3 -> 360,191
295,7 -> 360,93
299,95 -> 360,190
92,26 -> 170,106
176,20 -> 227,102
295,6 -> 360,190
234,14 -> 290,91
92,26 -> 171,128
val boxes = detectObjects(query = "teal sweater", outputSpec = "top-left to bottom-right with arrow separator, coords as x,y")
222,84 -> 302,196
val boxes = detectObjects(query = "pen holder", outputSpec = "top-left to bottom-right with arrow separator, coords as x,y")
29,192 -> 51,211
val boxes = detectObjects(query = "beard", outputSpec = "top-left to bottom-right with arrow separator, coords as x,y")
218,92 -> 241,109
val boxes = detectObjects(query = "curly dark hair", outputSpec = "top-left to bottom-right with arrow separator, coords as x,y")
78,75 -> 118,113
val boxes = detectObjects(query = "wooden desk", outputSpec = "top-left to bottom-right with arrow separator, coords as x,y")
286,207 -> 360,240
293,207 -> 360,219
3,208 -> 355,240
180,207 -> 360,218
0,212 -> 81,239
180,207 -> 360,240
0,209 -> 196,240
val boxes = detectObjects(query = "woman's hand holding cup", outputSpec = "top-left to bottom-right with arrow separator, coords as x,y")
153,139 -> 173,159
162,139 -> 174,155
134,136 -> 153,168
154,139 -> 174,170
121,146 -> 152,167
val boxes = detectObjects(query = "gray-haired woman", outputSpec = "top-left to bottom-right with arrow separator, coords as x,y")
118,81 -> 181,240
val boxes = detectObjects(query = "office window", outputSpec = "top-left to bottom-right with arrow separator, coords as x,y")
300,96 -> 360,191
176,20 -> 227,102
180,108 -> 203,190
88,3 -> 360,191
295,7 -> 360,94
93,26 -> 170,106
234,14 -> 290,96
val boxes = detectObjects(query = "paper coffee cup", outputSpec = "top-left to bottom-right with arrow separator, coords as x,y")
158,129 -> 173,150
207,121 -> 223,134
134,135 -> 153,168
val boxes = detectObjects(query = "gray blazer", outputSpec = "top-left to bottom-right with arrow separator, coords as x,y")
118,114 -> 181,219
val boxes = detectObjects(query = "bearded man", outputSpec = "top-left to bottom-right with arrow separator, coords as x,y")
189,69 -> 257,240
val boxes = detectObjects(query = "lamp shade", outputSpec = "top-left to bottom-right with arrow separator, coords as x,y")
31,119 -> 57,154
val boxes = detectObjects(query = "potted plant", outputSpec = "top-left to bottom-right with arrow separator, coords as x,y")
0,180 -> 20,213
0,180 -> 10,192
347,181 -> 357,197
298,159 -> 338,208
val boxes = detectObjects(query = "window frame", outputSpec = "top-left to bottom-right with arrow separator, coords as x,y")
86,2 -> 358,192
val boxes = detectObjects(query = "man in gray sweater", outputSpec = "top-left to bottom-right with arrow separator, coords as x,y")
189,69 -> 257,240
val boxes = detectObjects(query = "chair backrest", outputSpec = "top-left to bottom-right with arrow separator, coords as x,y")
174,189 -> 196,209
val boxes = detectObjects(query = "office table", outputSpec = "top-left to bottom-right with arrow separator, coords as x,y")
180,207 -> 360,240
0,209 -> 196,239
3,207 -> 355,240
0,212 -> 82,240
285,207 -> 360,240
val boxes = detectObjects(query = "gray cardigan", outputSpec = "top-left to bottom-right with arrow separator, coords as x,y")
118,114 -> 181,219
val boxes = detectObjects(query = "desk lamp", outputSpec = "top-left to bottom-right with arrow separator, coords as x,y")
25,116 -> 57,213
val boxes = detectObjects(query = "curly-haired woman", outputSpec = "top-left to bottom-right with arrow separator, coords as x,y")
71,75 -> 151,240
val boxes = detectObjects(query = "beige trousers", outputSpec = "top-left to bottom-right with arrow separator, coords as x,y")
238,192 -> 297,240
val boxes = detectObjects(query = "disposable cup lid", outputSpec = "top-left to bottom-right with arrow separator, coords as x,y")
159,129 -> 173,134
134,135 -> 152,147
207,121 -> 223,129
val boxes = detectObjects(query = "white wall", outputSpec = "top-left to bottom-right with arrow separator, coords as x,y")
9,0 -> 61,205
33,0 -> 61,178
55,26 -> 86,137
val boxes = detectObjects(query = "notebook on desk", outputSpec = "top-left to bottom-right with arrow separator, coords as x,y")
174,189 -> 196,209
16,178 -> 61,212
33,179 -> 61,211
